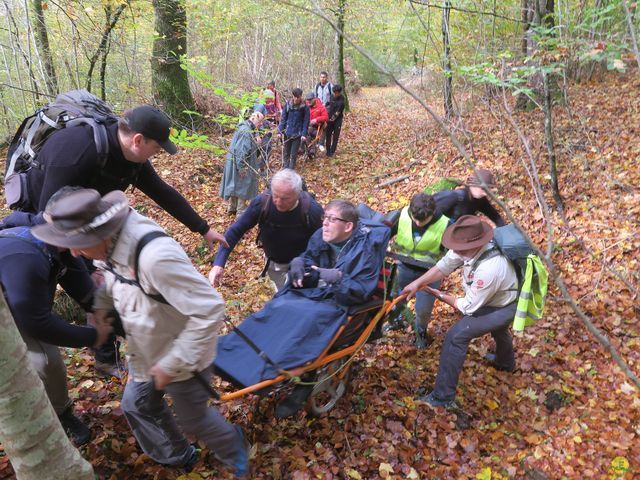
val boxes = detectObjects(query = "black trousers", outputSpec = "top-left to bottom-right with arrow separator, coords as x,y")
325,117 -> 343,155
282,136 -> 302,169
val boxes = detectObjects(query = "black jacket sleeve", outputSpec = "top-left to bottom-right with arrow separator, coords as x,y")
135,162 -> 210,234
2,254 -> 97,348
213,196 -> 263,267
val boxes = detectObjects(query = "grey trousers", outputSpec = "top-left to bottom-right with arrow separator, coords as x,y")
432,302 -> 517,401
22,333 -> 72,415
396,263 -> 441,331
121,368 -> 244,468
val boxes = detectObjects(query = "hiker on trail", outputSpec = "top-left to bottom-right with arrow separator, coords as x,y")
278,88 -> 310,170
32,188 -> 249,476
314,71 -> 333,107
325,84 -> 346,157
220,111 -> 265,216
434,169 -> 505,226
265,81 -> 283,122
386,193 -> 449,349
304,92 -> 329,159
402,215 -> 518,408
210,169 -> 323,292
21,105 -> 227,249
213,200 -> 390,419
0,208 -> 113,447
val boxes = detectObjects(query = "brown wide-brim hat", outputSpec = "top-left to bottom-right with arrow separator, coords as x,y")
441,215 -> 494,251
32,189 -> 130,249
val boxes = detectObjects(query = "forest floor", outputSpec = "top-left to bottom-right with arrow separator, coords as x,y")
1,71 -> 639,479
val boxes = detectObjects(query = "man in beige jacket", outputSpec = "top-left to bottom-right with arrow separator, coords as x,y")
33,188 -> 249,477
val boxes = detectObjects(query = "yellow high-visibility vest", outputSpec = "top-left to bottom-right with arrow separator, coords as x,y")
392,207 -> 448,265
513,254 -> 548,331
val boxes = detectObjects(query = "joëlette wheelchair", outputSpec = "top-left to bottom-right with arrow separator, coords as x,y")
199,258 -> 405,416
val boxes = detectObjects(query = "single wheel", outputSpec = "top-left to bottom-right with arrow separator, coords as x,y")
308,358 -> 352,416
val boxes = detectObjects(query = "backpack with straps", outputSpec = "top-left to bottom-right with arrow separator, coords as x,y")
4,90 -> 117,210
469,224 -> 533,285
104,231 -> 170,305
469,223 -> 548,330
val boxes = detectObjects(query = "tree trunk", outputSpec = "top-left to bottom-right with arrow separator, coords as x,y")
516,0 -> 532,109
543,71 -> 563,212
151,0 -> 196,125
31,0 -> 58,96
442,0 -> 453,118
335,0 -> 349,111
621,0 -> 640,70
86,3 -> 127,97
0,295 -> 94,480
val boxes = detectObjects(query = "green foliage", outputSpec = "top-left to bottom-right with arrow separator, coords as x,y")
182,56 -> 262,128
458,62 -> 537,100
170,128 -> 224,154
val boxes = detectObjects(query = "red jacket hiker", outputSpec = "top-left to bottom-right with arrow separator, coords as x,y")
308,99 -> 329,125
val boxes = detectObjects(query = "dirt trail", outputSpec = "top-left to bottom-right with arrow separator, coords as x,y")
1,76 -> 638,478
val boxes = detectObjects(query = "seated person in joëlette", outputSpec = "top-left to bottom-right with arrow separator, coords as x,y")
213,200 -> 391,417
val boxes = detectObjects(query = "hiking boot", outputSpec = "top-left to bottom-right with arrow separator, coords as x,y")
274,384 -> 314,418
183,445 -> 200,472
414,331 -> 433,350
484,353 -> 515,372
415,391 -> 456,409
382,315 -> 406,334
58,407 -> 91,446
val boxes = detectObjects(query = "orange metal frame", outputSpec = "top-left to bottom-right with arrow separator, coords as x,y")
219,294 -> 407,402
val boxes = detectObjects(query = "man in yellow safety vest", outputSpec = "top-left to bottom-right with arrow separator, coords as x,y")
388,193 -> 449,348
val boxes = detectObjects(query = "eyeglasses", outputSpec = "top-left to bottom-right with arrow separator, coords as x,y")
322,214 -> 348,224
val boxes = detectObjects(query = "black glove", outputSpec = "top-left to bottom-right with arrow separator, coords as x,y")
289,257 -> 305,286
316,267 -> 342,284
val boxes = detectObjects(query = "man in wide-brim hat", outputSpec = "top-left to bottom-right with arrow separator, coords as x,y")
33,188 -> 249,476
401,215 -> 518,408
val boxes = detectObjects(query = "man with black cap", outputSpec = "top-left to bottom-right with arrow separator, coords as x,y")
24,105 -> 228,376
402,215 -> 518,408
32,188 -> 249,476
434,168 -> 505,226
24,105 -> 227,249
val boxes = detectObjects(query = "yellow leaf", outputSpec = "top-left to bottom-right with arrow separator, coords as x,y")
610,456 -> 630,475
485,398 -> 499,410
379,463 -> 394,478
346,469 -> 362,480
176,473 -> 203,480
572,435 -> 582,444
476,467 -> 492,480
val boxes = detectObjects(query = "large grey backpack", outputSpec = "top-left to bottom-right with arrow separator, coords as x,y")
4,90 -> 116,209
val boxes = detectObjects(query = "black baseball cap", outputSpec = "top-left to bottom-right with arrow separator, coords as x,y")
124,106 -> 177,155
